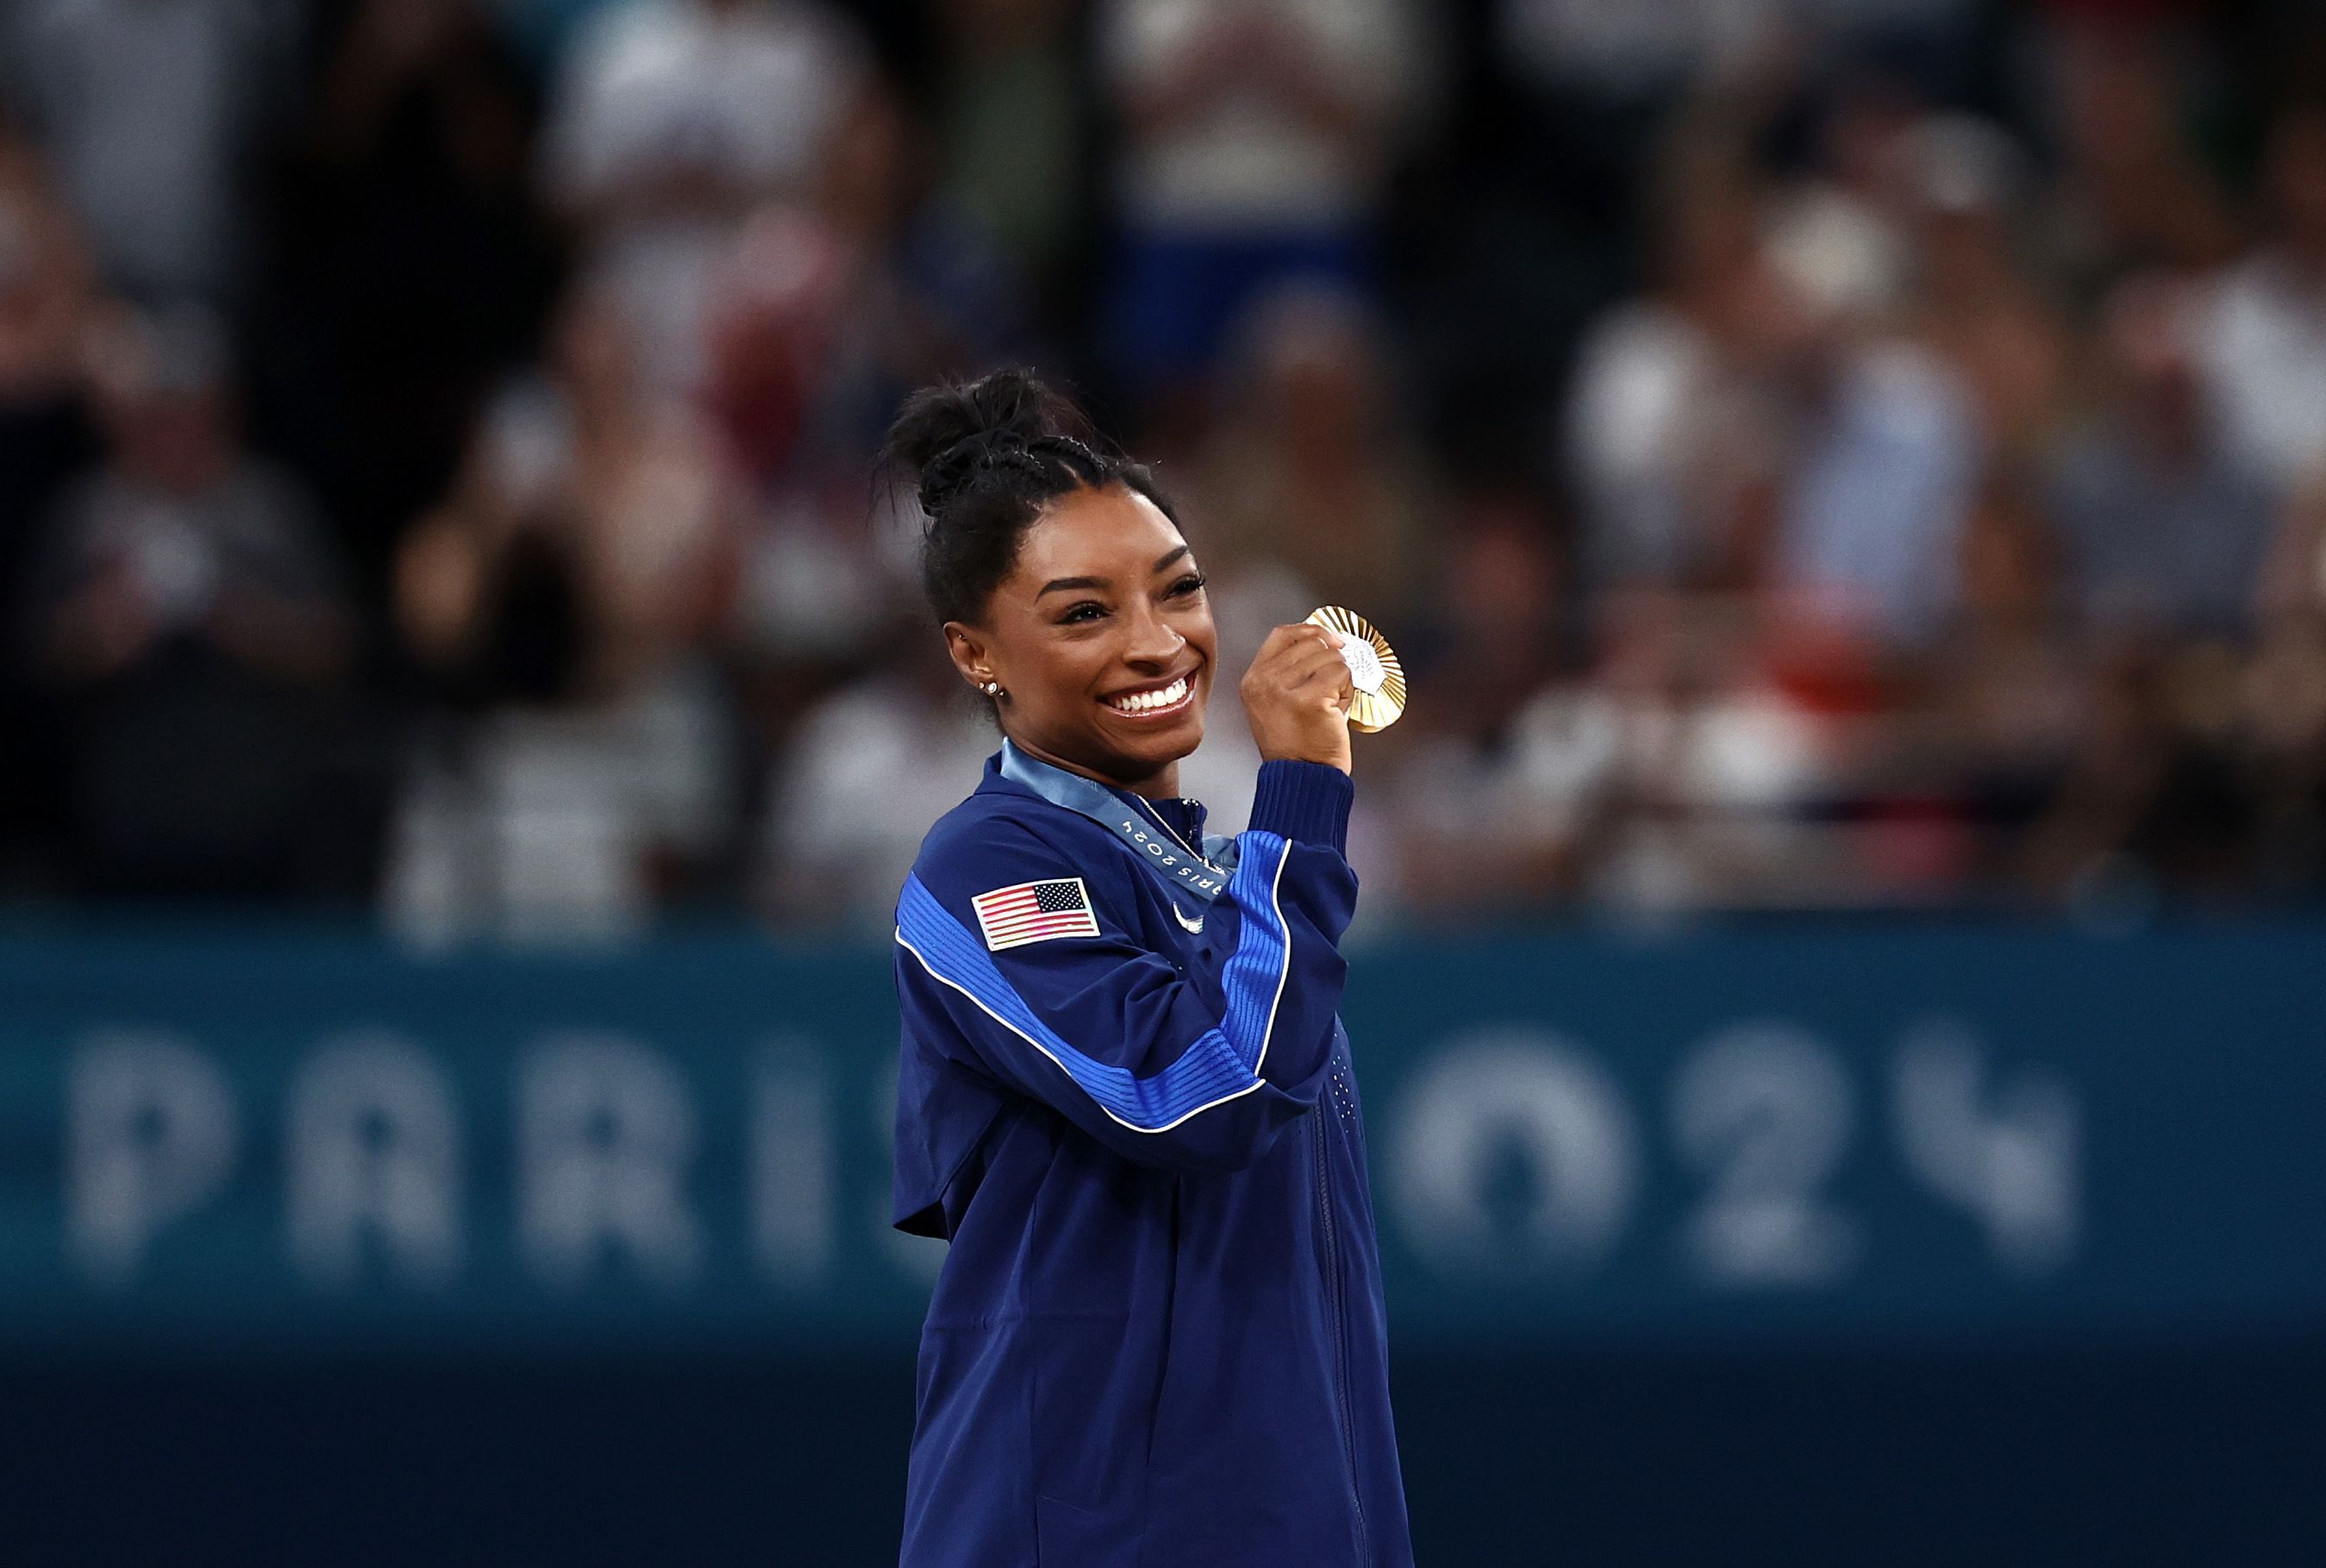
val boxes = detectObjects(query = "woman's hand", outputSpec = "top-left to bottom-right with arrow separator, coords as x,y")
1241,622 -> 1355,775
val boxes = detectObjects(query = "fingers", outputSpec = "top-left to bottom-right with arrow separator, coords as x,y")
1275,631 -> 1354,687
1284,647 -> 1352,697
1242,623 -> 1358,768
1252,622 -> 1338,663
1244,623 -> 1354,714
1252,622 -> 1345,677
1285,628 -> 1356,692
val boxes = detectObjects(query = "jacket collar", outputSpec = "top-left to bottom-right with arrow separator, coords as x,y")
986,740 -> 1236,903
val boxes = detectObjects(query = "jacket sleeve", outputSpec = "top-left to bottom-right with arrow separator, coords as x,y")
894,761 -> 1357,1173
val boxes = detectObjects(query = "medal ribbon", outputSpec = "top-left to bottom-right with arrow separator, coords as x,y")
997,740 -> 1240,905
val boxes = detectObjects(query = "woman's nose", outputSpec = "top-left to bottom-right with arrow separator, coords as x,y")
1122,605 -> 1185,666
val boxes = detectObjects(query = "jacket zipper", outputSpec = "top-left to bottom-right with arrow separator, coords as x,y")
1314,1103 -> 1370,1561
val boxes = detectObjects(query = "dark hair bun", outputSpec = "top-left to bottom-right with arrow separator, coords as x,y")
888,371 -> 1069,516
883,370 -> 1174,629
886,370 -> 1055,474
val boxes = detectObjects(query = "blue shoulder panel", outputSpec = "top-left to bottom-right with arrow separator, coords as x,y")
895,831 -> 1295,1134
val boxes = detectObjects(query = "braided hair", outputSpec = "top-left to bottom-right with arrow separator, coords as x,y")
885,371 -> 1179,627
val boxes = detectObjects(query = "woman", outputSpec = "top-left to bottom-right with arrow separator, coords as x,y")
885,371 -> 1411,1566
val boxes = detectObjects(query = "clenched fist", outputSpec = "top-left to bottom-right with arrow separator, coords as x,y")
1241,622 -> 1355,775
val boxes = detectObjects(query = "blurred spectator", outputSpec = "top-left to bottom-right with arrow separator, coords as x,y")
397,285 -> 741,703
1592,594 -> 1871,911
1750,141 -> 1989,647
1766,79 -> 1917,311
2038,23 -> 2242,302
1564,135 -> 1791,591
1496,0 -> 1778,107
700,209 -> 857,497
0,0 -> 2322,925
2024,640 -> 2261,907
711,79 -> 1032,761
542,0 -> 867,224
1900,115 -> 2074,463
0,136 -> 99,889
1766,201 -> 1985,648
4,0 -> 299,306
2193,102 -> 2326,494
15,304 -> 365,898
699,80 -> 1033,502
1485,0 -> 1787,250
1392,573 -> 1861,915
932,0 -> 1087,300
388,287 -> 745,937
1097,0 -> 1427,410
1383,496 -> 1576,913
541,0 -> 871,387
801,79 -> 1032,467
1914,472 -> 2087,892
1191,284 -> 1428,632
711,327 -> 979,678
257,0 -> 562,589
706,207 -> 914,744
2050,272 -> 2277,639
0,141 -> 95,443
759,638 -> 996,930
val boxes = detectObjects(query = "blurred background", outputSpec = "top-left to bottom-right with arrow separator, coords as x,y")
3,0 -> 2325,1562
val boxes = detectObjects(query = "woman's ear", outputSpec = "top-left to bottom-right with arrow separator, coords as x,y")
943,622 -> 996,694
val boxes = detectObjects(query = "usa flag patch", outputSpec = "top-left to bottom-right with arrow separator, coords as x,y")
972,878 -> 1100,951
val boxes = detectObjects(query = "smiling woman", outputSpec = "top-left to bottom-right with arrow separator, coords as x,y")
879,371 -> 1410,1566
885,371 -> 1355,796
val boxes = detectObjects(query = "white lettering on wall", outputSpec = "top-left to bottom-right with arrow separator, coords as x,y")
1391,1028 -> 1636,1276
517,1033 -> 703,1288
66,1030 -> 239,1287
1894,1018 -> 2079,1275
285,1032 -> 463,1290
1670,1022 -> 1860,1287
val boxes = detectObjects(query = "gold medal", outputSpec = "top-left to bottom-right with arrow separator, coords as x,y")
1305,606 -> 1407,733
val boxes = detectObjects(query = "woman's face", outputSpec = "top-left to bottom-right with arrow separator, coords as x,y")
947,484 -> 1216,795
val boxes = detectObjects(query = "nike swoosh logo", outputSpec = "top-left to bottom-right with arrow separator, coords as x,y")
1171,904 -> 1204,934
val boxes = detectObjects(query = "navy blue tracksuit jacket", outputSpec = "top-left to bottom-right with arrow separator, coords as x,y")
891,741 -> 1411,1566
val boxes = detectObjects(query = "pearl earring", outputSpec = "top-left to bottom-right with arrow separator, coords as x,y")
982,680 -> 1004,697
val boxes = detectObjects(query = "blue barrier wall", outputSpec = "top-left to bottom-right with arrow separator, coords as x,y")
5,921 -> 2324,1349
3,921 -> 2323,1561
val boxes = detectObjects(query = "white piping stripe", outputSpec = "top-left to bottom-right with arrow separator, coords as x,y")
897,928 -> 1270,1136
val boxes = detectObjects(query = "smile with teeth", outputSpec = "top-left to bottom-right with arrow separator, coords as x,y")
1104,675 -> 1191,716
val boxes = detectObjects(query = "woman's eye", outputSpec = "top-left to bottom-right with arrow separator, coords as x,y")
1060,602 -> 1107,624
1168,572 -> 1207,597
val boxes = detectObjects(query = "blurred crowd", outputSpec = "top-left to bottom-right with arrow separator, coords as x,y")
0,0 -> 2323,934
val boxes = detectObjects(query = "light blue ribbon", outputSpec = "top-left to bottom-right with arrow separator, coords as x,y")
997,740 -> 1241,906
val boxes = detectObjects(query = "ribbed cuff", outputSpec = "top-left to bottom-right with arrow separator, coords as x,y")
1247,760 -> 1354,853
